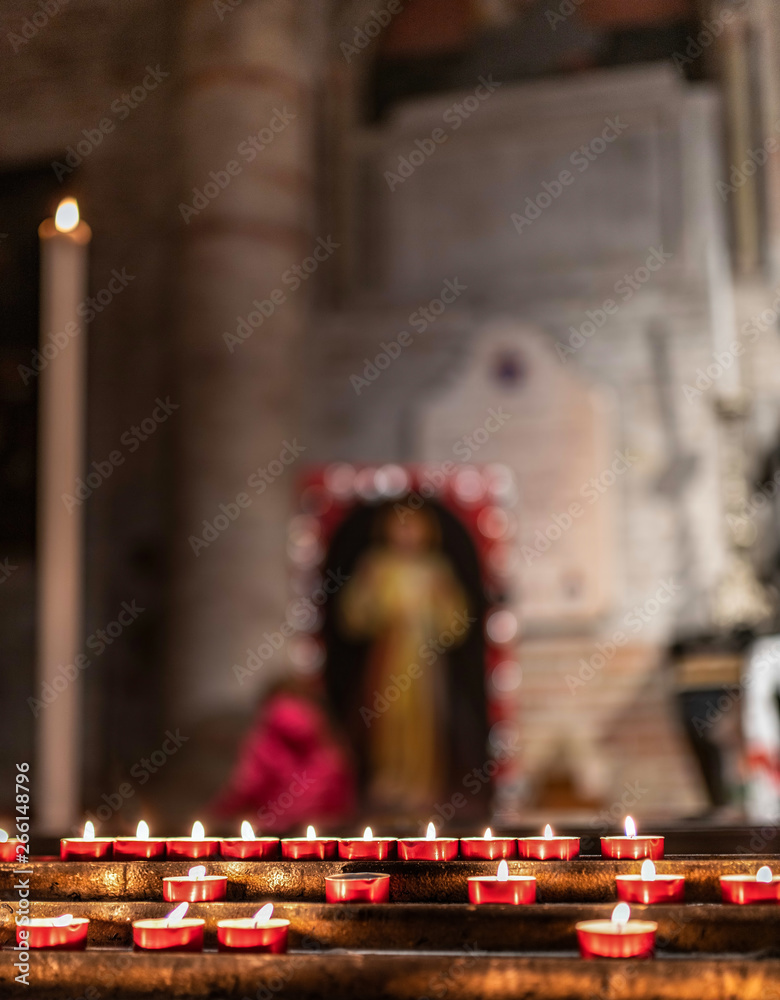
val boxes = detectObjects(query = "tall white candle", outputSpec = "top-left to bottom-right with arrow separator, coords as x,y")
36,198 -> 91,835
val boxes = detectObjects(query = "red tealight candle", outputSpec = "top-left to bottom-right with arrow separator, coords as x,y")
133,902 -> 204,952
517,824 -> 580,861
616,859 -> 685,904
468,860 -> 536,904
221,821 -> 279,860
460,827 -> 517,860
0,829 -> 23,863
163,865 -> 228,902
217,903 -> 290,953
21,915 -> 89,950
166,820 -> 220,860
60,821 -> 113,861
281,825 -> 338,860
721,866 -> 780,904
601,816 -> 664,860
577,903 -> 657,959
398,822 -> 459,861
325,872 -> 391,903
113,820 -> 166,860
338,826 -> 396,860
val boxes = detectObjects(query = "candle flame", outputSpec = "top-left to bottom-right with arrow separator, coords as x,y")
624,816 -> 636,838
611,903 -> 630,930
426,822 -> 436,840
0,829 -> 7,843
253,903 -> 274,926
496,860 -> 509,882
83,821 -> 95,841
188,866 -> 207,880
484,827 -> 492,839
543,824 -> 553,840
52,914 -> 74,927
640,859 -> 656,882
306,825 -> 316,840
363,826 -> 373,840
191,820 -> 205,839
241,821 -> 255,841
136,820 -> 150,839
757,866 -> 773,883
55,198 -> 80,233
166,902 -> 189,925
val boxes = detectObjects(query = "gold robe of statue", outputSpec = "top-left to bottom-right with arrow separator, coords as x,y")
339,507 -> 469,813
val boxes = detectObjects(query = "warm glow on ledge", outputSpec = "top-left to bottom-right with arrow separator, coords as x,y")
496,860 -> 509,882
55,198 -> 79,233
624,816 -> 636,838
191,821 -> 205,839
166,902 -> 189,925
254,903 -> 274,925
136,820 -> 150,839
426,822 -> 436,840
641,859 -> 656,882
241,821 -> 254,841
83,821 -> 95,841
611,903 -> 630,929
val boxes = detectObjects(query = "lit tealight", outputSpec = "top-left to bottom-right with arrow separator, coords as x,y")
253,903 -> 274,926
188,866 -> 207,880
241,821 -> 254,841
426,822 -> 436,841
641,860 -> 656,882
52,914 -> 74,927
624,816 -> 636,839
136,820 -> 150,839
496,860 -> 509,882
363,826 -> 373,841
306,825 -> 316,841
191,821 -> 205,839
544,824 -> 553,840
611,903 -> 631,930
54,198 -> 79,234
0,829 -> 8,843
83,821 -> 95,841
166,902 -> 189,925
484,827 -> 492,839
757,866 -> 773,883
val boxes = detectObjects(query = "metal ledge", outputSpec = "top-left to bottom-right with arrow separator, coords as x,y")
2,900 -> 780,954
1,950 -> 779,1000
4,856 -> 778,903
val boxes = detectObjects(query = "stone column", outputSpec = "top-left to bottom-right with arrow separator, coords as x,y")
169,1 -> 317,726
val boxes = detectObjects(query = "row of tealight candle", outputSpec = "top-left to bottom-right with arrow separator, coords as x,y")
58,817 -> 661,862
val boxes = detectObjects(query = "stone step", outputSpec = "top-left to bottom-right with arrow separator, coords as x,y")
5,855 -> 778,903
3,900 -> 780,954
2,949 -> 779,1000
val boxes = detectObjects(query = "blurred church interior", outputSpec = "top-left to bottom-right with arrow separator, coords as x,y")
2,0 -> 780,841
